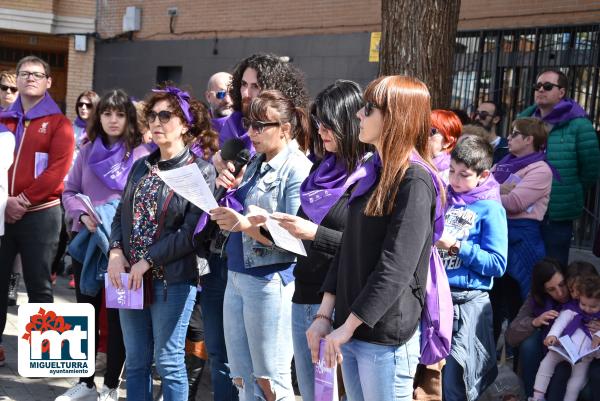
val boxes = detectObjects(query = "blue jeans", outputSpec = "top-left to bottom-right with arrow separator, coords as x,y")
340,329 -> 420,401
120,281 -> 196,401
541,217 -> 573,267
223,271 -> 295,401
291,303 -> 320,401
201,254 -> 238,401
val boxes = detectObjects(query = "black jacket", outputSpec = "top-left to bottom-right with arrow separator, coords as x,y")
110,147 -> 216,285
322,165 -> 435,345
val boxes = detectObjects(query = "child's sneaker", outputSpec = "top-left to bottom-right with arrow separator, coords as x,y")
68,274 -> 75,289
0,345 -> 5,366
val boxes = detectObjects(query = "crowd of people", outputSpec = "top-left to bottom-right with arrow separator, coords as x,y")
0,53 -> 599,401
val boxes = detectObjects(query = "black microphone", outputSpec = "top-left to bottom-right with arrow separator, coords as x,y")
214,138 -> 251,201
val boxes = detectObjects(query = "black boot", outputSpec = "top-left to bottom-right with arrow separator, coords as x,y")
186,352 -> 206,401
7,273 -> 20,307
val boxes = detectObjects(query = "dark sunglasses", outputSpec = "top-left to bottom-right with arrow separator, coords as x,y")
215,90 -> 227,100
364,101 -> 380,117
430,128 -> 441,137
473,110 -> 493,119
147,110 -> 174,124
508,129 -> 528,139
77,102 -> 92,109
242,117 -> 280,133
533,82 -> 561,92
0,84 -> 17,93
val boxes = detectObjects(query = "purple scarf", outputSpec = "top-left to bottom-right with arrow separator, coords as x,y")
300,153 -> 365,224
494,152 -> 561,183
218,111 -> 254,151
534,98 -> 588,126
0,93 -> 62,149
447,175 -> 501,207
211,116 -> 229,135
561,301 -> 600,339
531,296 -> 568,339
88,138 -> 134,191
193,189 -> 244,236
348,151 -> 445,241
74,116 -> 87,129
433,152 -> 451,172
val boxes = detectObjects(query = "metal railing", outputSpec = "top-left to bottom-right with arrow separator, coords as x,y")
451,24 -> 600,250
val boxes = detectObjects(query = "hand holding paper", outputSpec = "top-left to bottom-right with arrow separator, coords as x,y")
157,164 -> 218,212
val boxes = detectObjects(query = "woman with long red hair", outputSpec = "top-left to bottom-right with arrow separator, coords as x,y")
306,75 -> 443,401
430,109 -> 462,184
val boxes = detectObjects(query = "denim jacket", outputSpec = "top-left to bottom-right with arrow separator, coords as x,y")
236,141 -> 312,268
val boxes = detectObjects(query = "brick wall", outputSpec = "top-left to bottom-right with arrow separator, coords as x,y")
65,36 -> 95,121
95,0 -> 600,40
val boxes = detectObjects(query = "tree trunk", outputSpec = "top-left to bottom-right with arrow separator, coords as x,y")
379,0 -> 461,109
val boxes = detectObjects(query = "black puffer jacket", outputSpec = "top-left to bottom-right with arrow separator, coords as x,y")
110,147 -> 216,285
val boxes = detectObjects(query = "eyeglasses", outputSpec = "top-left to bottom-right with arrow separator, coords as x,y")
508,129 -> 527,139
212,90 -> 227,100
533,82 -> 561,92
77,102 -> 92,109
147,110 -> 174,124
242,117 -> 280,133
473,110 -> 493,120
364,101 -> 380,117
0,84 -> 17,93
17,71 -> 48,81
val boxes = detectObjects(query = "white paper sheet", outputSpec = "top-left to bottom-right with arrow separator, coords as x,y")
75,193 -> 102,225
265,216 -> 307,256
156,164 -> 218,212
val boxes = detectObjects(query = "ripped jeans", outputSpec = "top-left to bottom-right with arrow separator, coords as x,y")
223,270 -> 295,401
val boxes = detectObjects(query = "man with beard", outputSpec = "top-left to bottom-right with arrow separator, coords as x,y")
473,101 -> 509,164
205,72 -> 234,136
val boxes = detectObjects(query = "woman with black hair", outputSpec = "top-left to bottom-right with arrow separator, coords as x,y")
107,86 -> 216,401
271,80 -> 370,401
59,89 -> 151,401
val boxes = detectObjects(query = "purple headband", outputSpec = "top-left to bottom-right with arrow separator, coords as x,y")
152,86 -> 194,125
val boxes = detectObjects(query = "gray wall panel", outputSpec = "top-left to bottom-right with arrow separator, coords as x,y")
93,32 -> 379,101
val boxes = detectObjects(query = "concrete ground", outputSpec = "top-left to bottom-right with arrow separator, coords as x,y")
0,270 -> 212,401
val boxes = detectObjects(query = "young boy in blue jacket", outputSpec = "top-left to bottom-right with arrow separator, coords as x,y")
437,136 -> 508,401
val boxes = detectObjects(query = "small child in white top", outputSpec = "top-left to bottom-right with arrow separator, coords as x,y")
531,274 -> 600,401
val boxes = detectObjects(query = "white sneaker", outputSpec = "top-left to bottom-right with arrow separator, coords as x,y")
55,383 -> 97,401
98,385 -> 119,401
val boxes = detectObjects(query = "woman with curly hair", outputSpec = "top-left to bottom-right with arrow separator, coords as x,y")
107,86 -> 216,401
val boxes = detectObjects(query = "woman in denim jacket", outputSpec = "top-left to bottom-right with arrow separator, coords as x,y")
211,90 -> 312,401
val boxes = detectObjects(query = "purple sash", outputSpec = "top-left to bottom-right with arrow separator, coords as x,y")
88,138 -> 134,191
194,189 -> 244,236
533,98 -> 588,126
347,153 -> 381,204
0,93 -> 62,149
218,111 -> 254,152
433,152 -> 451,172
300,153 -> 365,224
447,174 -> 501,207
493,152 -> 560,183
561,301 -> 600,339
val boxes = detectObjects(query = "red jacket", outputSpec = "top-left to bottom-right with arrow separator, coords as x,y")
1,113 -> 74,211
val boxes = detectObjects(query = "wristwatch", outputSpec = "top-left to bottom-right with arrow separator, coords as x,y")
448,240 -> 460,257
109,241 -> 122,251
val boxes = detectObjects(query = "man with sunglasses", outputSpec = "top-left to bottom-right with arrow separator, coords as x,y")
518,69 -> 600,267
205,72 -> 233,125
473,101 -> 509,164
0,70 -> 18,111
0,55 -> 74,366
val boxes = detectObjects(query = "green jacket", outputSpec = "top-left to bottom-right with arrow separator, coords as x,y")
519,104 -> 600,221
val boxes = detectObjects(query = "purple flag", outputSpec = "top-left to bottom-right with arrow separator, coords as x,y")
105,272 -> 144,309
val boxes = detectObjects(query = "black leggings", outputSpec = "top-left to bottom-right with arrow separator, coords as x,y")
73,259 -> 125,389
